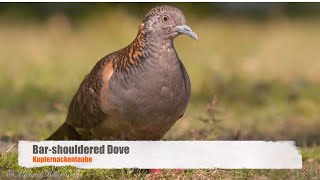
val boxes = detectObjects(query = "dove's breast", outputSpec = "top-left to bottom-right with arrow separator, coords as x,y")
97,48 -> 191,140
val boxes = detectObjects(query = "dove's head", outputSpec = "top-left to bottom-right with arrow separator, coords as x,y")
143,5 -> 198,42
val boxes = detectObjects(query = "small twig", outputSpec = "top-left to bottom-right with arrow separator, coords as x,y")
5,143 -> 17,154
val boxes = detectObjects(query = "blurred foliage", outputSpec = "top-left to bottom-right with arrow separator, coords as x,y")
1,3 -> 320,23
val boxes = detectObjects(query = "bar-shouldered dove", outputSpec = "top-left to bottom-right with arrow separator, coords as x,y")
47,5 -> 198,140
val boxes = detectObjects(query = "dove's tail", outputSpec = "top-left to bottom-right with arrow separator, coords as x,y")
47,123 -> 81,140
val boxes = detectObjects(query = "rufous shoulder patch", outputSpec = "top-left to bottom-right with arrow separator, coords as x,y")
102,61 -> 114,83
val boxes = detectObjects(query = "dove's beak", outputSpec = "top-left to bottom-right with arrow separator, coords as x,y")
176,25 -> 198,41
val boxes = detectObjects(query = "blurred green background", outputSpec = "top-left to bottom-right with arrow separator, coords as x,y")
0,2 -> 320,146
1,3 -> 320,179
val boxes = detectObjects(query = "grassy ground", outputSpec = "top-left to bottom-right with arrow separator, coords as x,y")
0,10 -> 320,179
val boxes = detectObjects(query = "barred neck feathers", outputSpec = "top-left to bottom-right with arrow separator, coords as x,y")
112,24 -> 147,73
111,23 -> 174,73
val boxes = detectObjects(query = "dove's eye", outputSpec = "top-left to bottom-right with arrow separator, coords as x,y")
162,16 -> 169,22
